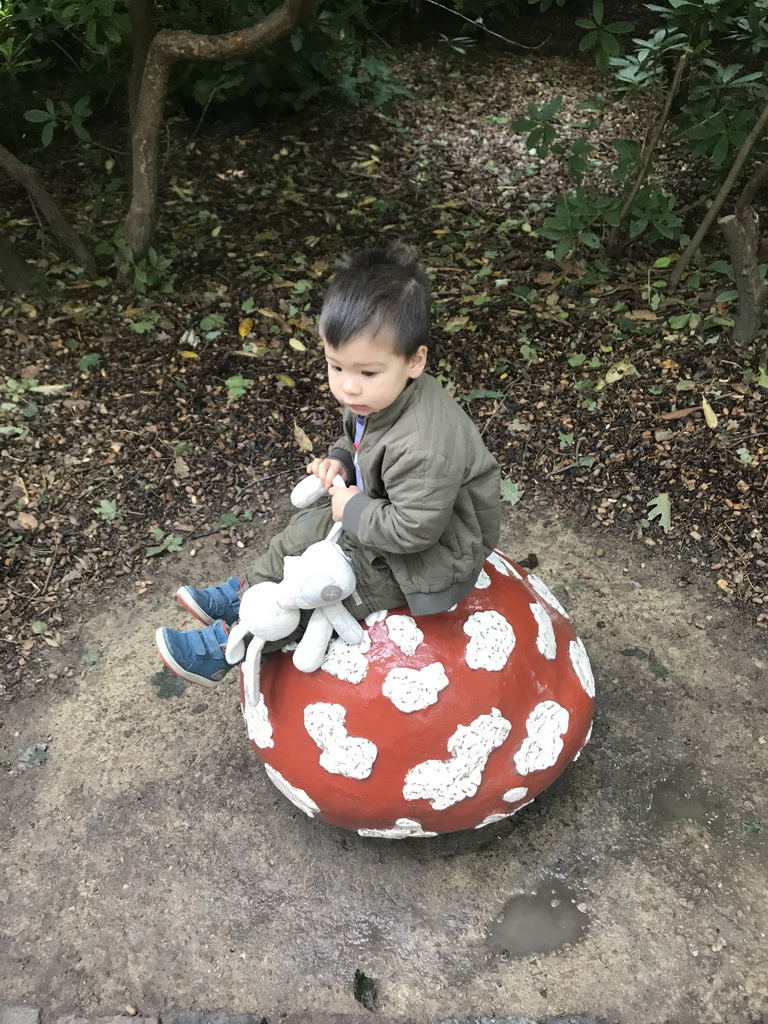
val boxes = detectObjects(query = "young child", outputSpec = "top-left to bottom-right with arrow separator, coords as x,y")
156,243 -> 501,687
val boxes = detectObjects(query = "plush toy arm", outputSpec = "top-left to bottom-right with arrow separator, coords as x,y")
292,607 -> 334,674
324,602 -> 364,645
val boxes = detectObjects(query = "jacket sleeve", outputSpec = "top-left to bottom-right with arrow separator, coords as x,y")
342,448 -> 462,554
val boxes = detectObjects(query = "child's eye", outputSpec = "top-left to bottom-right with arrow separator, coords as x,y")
328,364 -> 341,372
362,371 -> 378,378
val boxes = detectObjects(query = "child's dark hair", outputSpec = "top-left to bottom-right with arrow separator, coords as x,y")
319,242 -> 430,357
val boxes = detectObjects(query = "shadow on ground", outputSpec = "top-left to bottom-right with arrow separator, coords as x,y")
2,503 -> 767,1024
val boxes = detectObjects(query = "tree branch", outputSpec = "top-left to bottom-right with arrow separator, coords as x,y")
123,0 -> 314,260
670,96 -> 768,291
607,53 -> 688,253
421,0 -> 546,50
736,159 -> 768,215
0,144 -> 97,275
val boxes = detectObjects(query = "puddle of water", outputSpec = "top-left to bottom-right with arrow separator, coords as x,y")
650,769 -> 721,829
486,881 -> 589,958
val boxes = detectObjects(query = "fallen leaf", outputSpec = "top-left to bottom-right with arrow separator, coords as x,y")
178,350 -> 200,359
293,419 -> 313,453
702,397 -> 718,429
276,373 -> 295,387
289,338 -> 306,351
15,511 -> 38,530
174,456 -> 190,479
646,492 -> 672,533
8,476 -> 28,506
534,271 -> 557,286
500,479 -> 524,505
658,407 -> 697,420
238,317 -> 254,338
625,309 -> 658,321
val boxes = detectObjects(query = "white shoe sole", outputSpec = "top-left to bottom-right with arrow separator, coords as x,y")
175,586 -> 214,625
155,627 -> 224,689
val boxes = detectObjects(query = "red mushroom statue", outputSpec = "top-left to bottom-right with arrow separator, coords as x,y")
240,550 -> 594,837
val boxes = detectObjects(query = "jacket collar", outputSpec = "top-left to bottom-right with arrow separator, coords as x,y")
342,373 -> 431,435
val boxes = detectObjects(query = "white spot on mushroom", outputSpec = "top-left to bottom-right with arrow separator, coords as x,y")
475,812 -> 515,828
385,614 -> 424,656
486,551 -> 522,579
364,609 -> 388,627
530,601 -> 557,660
242,692 -> 274,748
358,818 -> 438,839
304,702 -> 377,780
502,786 -> 529,804
264,764 -> 320,817
526,572 -> 569,618
569,637 -> 595,698
403,708 -> 511,810
574,722 -> 594,761
463,610 -> 516,670
321,631 -> 371,684
382,662 -> 450,713
513,700 -> 570,776
474,568 -> 491,589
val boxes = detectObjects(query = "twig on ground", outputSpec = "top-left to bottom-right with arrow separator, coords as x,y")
39,539 -> 59,599
547,441 -> 582,477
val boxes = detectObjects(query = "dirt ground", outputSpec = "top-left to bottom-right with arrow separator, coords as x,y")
2,496 -> 767,1024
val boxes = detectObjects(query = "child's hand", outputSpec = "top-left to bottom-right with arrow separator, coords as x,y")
329,484 -> 360,522
307,458 -> 346,491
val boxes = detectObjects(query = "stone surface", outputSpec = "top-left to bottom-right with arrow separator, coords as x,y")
57,1018 -> 157,1024
545,1017 -> 601,1024
164,1014 -> 264,1024
1,510 -> 766,1024
0,1008 -> 40,1024
437,1018 -> 538,1024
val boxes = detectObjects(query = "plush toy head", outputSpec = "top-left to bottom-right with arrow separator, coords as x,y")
281,540 -> 357,610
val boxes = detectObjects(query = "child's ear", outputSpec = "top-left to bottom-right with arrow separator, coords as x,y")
408,345 -> 428,379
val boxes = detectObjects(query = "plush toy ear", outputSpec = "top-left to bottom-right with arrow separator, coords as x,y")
243,638 -> 266,708
226,621 -> 250,666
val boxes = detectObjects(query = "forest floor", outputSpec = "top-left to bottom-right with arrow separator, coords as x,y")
1,46 -> 767,694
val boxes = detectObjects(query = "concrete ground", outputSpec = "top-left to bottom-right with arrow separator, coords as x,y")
2,503 -> 767,1024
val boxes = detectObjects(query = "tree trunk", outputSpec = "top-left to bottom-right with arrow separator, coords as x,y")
0,231 -> 34,294
127,0 -> 157,133
0,144 -> 98,276
718,207 -> 767,349
123,0 -> 314,261
606,53 -> 687,256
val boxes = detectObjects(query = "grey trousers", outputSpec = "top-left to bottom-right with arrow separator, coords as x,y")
243,505 -> 407,653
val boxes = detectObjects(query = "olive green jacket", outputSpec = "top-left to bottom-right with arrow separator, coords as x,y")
329,373 -> 501,615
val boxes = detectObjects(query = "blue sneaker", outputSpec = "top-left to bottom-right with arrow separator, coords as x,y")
155,619 -> 232,688
176,576 -> 243,626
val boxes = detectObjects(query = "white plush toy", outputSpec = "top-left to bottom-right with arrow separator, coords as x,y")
225,474 -> 364,709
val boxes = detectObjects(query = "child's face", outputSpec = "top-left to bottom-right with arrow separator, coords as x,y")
323,325 -> 427,417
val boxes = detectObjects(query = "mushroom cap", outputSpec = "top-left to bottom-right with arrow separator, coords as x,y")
241,551 -> 594,837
